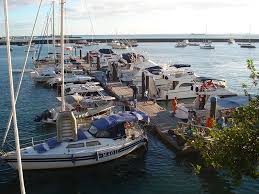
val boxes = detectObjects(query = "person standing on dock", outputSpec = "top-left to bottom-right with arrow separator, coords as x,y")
132,85 -> 138,99
172,97 -> 177,116
144,89 -> 149,103
102,73 -> 107,86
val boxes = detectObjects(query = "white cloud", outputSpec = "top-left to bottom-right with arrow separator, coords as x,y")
1,0 -> 259,35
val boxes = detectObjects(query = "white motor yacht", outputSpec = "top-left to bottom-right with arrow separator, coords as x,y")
35,96 -> 115,124
150,76 -> 236,101
47,75 -> 94,87
200,42 -> 215,49
240,43 -> 256,48
30,67 -> 57,83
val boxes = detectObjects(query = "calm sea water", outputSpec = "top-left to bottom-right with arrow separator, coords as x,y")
0,42 -> 258,194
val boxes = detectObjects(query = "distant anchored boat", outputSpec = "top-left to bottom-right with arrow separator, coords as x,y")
200,42 -> 215,49
240,43 -> 256,48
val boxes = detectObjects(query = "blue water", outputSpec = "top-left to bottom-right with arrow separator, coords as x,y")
0,42 -> 258,194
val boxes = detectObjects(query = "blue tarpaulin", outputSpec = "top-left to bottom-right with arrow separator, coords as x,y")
217,96 -> 249,109
92,117 -> 117,130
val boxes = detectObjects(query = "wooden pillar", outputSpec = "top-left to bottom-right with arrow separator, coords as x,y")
210,96 -> 217,118
97,55 -> 100,70
86,52 -> 89,63
145,75 -> 149,91
79,49 -> 82,59
142,71 -> 145,99
89,51 -> 92,67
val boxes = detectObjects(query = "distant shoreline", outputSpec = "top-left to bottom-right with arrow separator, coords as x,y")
1,34 -> 259,45
1,38 -> 259,45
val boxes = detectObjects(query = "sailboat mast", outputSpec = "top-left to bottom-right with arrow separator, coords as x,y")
61,0 -> 65,111
52,0 -> 56,60
2,0 -> 26,193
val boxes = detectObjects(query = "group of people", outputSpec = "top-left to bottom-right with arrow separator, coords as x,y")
200,80 -> 216,92
130,84 -> 150,107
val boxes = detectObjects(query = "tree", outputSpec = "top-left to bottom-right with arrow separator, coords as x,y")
191,59 -> 259,182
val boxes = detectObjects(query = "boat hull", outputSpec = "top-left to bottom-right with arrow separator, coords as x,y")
4,138 -> 147,170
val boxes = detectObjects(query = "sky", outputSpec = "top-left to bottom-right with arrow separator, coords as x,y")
1,0 -> 259,36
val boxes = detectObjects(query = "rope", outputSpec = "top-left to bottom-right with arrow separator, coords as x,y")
2,0 -> 43,148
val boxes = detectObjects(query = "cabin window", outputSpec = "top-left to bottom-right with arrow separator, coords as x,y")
66,143 -> 84,149
85,141 -> 101,147
171,81 -> 179,90
179,83 -> 193,87
84,91 -> 99,96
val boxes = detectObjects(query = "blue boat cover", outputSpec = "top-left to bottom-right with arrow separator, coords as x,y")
47,138 -> 61,149
172,64 -> 191,68
92,116 -> 117,130
34,144 -> 47,153
99,49 -> 114,54
92,111 -> 150,130
77,129 -> 88,140
132,111 -> 150,123
216,96 -> 249,109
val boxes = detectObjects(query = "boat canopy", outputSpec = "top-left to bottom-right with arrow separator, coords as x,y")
89,111 -> 149,138
92,111 -> 150,130
145,66 -> 163,75
171,64 -> 191,68
216,96 -> 249,109
195,77 -> 225,82
99,49 -> 114,54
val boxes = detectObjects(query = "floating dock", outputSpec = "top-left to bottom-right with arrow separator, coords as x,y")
106,82 -> 133,101
136,101 -> 183,151
105,82 -> 185,152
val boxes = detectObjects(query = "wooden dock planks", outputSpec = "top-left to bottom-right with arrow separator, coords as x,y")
136,101 -> 182,151
106,83 -> 133,100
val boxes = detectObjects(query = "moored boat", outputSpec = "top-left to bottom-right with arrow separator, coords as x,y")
240,43 -> 256,48
1,111 -> 149,170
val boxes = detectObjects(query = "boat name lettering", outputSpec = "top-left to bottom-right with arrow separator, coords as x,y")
101,150 -> 118,157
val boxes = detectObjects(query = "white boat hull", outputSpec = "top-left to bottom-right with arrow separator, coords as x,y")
4,138 -> 147,170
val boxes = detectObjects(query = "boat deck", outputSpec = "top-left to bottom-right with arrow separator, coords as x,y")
106,82 -> 133,101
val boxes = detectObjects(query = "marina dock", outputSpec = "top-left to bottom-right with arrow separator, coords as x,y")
106,82 -> 133,101
105,82 -> 184,152
136,101 -> 183,151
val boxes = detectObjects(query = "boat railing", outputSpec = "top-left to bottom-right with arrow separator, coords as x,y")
4,132 -> 56,151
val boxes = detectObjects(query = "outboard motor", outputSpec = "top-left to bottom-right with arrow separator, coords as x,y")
34,110 -> 51,122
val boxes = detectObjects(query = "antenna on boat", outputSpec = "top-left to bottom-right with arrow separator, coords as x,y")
52,1 -> 56,61
2,0 -> 26,193
61,0 -> 65,111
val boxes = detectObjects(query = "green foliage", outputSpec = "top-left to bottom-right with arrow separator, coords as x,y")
191,59 -> 259,182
